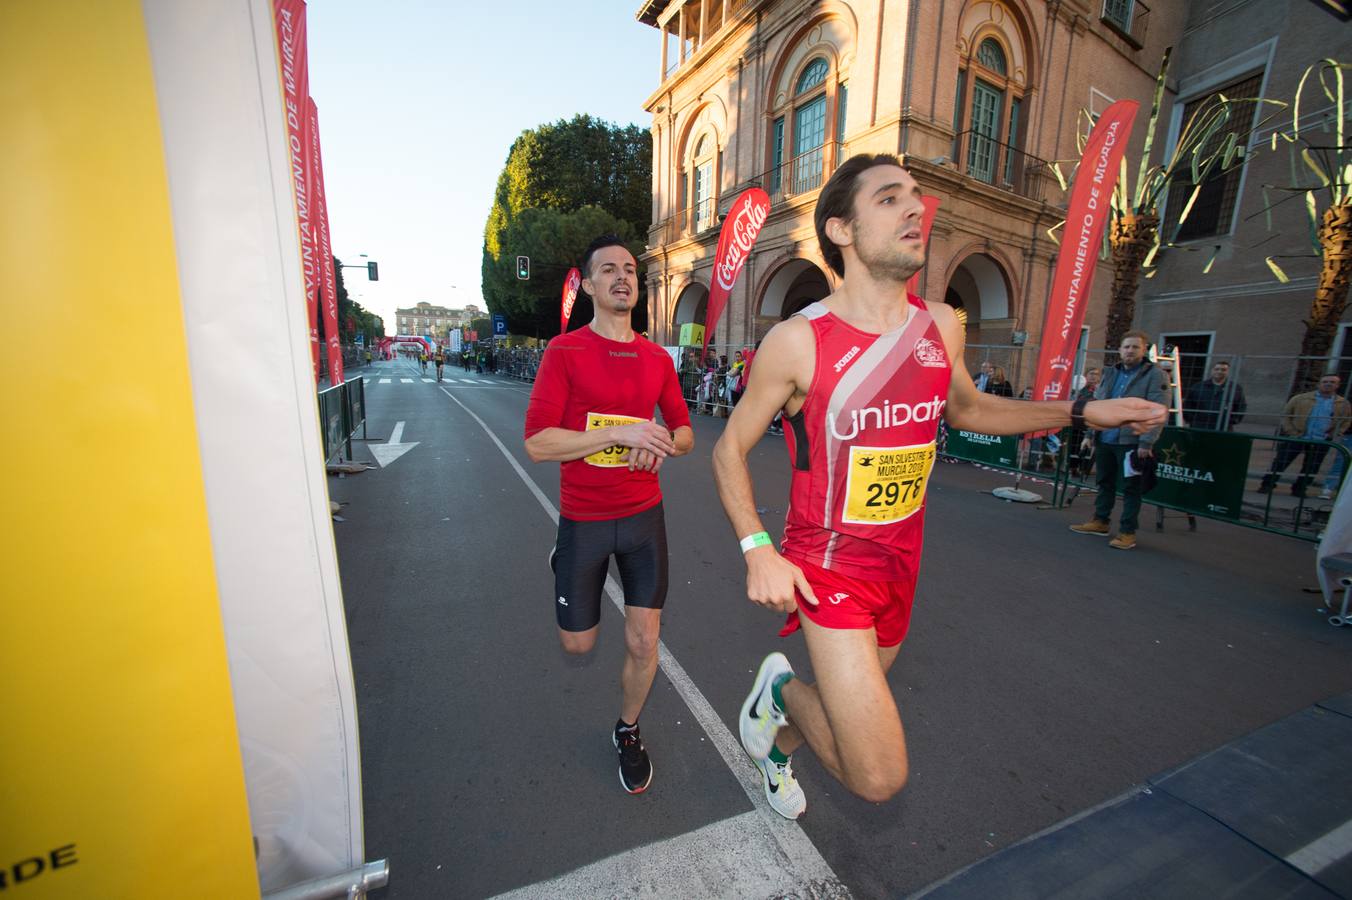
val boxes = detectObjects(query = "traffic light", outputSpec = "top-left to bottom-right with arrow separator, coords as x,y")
367,260 -> 379,281
516,255 -> 530,280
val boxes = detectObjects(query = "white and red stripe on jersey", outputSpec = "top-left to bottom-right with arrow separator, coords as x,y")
780,295 -> 951,581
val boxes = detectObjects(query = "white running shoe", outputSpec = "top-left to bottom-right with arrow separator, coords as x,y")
753,754 -> 806,819
740,652 -> 792,761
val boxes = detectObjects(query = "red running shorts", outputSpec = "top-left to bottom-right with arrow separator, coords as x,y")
779,555 -> 917,648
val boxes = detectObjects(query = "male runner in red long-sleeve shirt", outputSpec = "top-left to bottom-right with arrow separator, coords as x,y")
525,235 -> 694,794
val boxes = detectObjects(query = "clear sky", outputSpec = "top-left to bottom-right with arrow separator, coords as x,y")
308,2 -> 661,334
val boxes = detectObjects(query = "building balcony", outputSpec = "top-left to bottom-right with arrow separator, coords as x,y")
949,131 -> 1050,203
1100,0 -> 1151,50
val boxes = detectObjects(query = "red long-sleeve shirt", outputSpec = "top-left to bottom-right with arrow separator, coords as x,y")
525,327 -> 690,520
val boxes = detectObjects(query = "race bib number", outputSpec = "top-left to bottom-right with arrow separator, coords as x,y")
841,442 -> 936,525
584,412 -> 646,467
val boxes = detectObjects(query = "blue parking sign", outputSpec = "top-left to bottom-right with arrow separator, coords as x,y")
492,314 -> 507,337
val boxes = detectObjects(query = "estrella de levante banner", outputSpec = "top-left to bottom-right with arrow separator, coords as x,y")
306,96 -> 343,385
560,266 -> 581,334
273,0 -> 320,381
703,187 -> 769,363
1031,100 -> 1138,403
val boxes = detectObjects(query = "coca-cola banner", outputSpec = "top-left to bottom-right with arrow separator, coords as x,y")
306,96 -> 343,385
905,195 -> 942,296
702,188 -> 770,363
560,267 -> 582,334
1032,100 -> 1138,403
273,0 -> 320,380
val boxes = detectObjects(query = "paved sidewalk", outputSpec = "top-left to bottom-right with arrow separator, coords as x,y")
916,691 -> 1352,899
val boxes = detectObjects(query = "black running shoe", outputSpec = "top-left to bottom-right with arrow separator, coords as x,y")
612,723 -> 653,794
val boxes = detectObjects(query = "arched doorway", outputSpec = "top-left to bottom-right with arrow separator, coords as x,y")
756,259 -> 831,341
672,282 -> 709,327
944,253 -> 1011,345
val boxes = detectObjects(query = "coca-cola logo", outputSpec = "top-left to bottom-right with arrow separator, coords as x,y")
561,268 -> 581,321
714,191 -> 769,292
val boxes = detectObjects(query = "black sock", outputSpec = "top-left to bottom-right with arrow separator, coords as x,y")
616,718 -> 637,733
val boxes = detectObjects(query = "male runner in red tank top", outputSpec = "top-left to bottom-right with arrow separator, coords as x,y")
525,235 -> 694,795
712,155 -> 1166,819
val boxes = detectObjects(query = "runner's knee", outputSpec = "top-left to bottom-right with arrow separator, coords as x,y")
623,623 -> 659,661
844,758 -> 909,803
559,629 -> 597,655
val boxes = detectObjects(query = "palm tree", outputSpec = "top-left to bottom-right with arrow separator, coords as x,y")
1050,50 -> 1268,352
1262,60 -> 1351,392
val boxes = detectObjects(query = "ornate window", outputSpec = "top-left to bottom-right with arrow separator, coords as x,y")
692,134 -> 716,232
769,56 -> 847,198
953,35 -> 1026,189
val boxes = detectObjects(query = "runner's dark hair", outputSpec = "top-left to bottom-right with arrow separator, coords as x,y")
581,234 -> 632,278
814,153 -> 903,277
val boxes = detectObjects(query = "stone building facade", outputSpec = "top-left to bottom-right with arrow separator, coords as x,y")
636,0 -> 1186,386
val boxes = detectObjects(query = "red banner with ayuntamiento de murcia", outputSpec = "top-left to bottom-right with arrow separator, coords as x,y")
307,97 -> 343,385
560,267 -> 581,335
1032,99 -> 1138,407
273,0 -> 320,381
702,188 -> 770,363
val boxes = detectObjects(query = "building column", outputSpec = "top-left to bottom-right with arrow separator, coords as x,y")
660,23 -> 668,80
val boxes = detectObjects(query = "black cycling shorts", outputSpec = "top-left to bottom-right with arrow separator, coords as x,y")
552,502 -> 668,632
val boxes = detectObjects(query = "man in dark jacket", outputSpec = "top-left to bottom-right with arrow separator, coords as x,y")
1184,361 -> 1246,430
1070,331 -> 1170,550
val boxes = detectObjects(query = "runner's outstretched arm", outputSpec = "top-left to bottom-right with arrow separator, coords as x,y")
929,302 -> 1167,436
712,320 -> 819,613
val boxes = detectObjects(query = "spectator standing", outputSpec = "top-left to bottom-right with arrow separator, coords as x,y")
1069,368 -> 1101,475
1184,361 -> 1246,431
1069,331 -> 1169,549
972,360 -> 993,393
1260,373 -> 1351,498
986,366 -> 1014,397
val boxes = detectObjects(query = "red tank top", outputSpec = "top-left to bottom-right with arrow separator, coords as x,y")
780,296 -> 952,581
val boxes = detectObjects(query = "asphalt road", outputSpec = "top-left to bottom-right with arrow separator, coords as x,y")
329,357 -> 1352,899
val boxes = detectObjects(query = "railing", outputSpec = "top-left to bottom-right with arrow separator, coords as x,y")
749,140 -> 851,207
317,377 -> 366,465
951,131 -> 1050,202
940,424 -> 1349,543
1100,0 -> 1150,49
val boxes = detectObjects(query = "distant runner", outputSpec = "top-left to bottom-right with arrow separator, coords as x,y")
524,234 -> 694,794
434,347 -> 445,382
712,154 -> 1165,819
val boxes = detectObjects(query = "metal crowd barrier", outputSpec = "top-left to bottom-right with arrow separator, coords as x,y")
941,426 -> 1350,543
317,377 -> 366,464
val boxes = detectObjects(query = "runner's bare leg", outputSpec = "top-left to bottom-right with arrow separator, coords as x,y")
773,617 -> 908,801
620,607 -> 662,723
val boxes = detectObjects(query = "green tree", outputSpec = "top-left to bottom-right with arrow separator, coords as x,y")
483,115 -> 652,337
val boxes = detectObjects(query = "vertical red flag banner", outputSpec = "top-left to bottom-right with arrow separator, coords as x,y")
306,97 -> 343,385
1032,99 -> 1139,404
560,267 -> 582,334
905,195 -> 943,296
272,0 -> 320,380
703,188 -> 771,363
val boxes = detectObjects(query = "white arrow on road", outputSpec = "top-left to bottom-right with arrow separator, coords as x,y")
368,420 -> 418,468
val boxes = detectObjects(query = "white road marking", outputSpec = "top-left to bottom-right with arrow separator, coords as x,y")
489,811 -> 840,900
1286,816 -> 1352,874
421,378 -> 435,383
378,378 -> 391,384
399,378 -> 414,383
368,420 -> 418,468
441,388 -> 845,897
